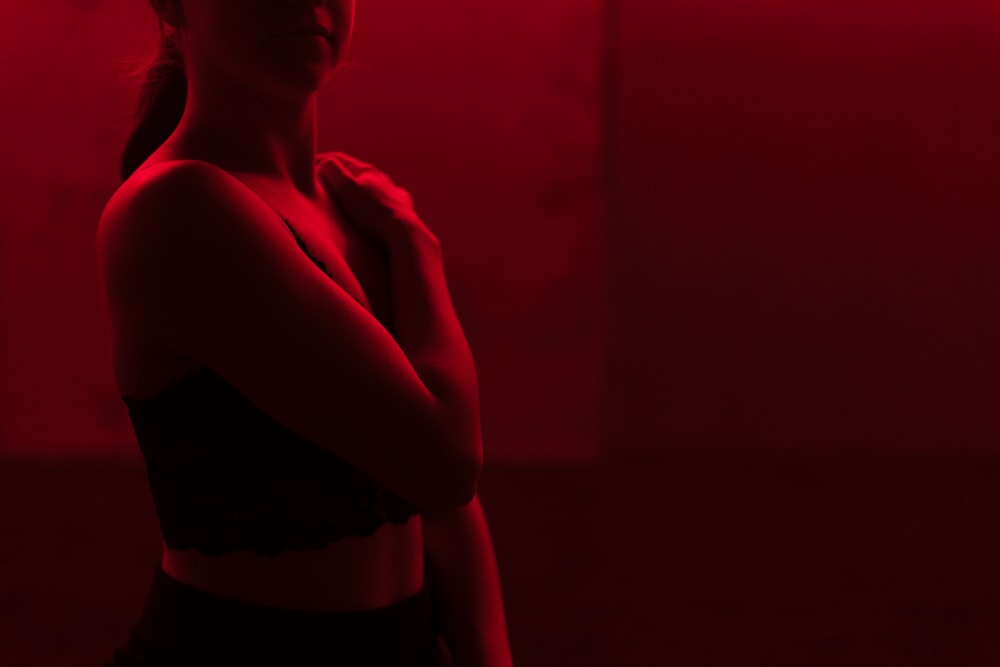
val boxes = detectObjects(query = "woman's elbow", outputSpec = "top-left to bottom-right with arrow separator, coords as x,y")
421,454 -> 481,512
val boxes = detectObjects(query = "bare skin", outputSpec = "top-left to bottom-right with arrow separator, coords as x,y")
110,0 -> 427,612
114,140 -> 426,613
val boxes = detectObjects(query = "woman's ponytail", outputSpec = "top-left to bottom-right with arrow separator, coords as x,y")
119,22 -> 186,182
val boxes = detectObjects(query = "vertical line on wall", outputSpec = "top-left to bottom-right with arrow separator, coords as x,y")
599,0 -> 621,458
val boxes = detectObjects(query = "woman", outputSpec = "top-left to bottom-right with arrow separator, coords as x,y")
97,0 -> 513,665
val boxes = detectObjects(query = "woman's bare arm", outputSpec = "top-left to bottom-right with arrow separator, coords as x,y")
97,159 -> 479,510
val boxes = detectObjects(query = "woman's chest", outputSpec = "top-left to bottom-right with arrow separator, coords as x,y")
147,154 -> 393,325
232,173 -> 394,332
289,217 -> 394,332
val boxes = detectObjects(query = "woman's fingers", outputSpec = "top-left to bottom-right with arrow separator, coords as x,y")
319,152 -> 431,243
328,151 -> 380,181
325,154 -> 392,193
322,153 -> 358,185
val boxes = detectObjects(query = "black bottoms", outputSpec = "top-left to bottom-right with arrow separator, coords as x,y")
105,560 -> 440,666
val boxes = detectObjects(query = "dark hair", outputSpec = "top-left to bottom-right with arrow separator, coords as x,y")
119,19 -> 186,182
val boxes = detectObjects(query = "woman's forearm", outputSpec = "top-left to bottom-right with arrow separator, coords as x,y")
423,494 -> 514,667
384,226 -> 484,474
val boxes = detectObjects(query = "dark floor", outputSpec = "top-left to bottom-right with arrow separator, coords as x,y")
1,451 -> 999,666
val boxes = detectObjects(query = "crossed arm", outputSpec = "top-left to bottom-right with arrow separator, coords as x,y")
422,493 -> 514,667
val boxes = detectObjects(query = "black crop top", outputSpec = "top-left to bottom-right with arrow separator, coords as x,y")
122,218 -> 420,557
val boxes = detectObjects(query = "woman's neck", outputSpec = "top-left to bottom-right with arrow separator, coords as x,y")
172,82 -> 322,199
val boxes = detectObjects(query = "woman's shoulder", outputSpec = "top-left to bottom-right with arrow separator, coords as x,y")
127,151 -> 233,189
111,156 -> 250,220
98,157 -> 274,269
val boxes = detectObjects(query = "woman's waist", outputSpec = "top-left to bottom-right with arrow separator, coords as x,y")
160,516 -> 425,612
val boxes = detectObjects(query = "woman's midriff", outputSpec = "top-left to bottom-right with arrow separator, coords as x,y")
160,515 -> 425,612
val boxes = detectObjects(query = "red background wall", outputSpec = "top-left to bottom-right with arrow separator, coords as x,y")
1,0 -> 999,461
609,0 -> 1000,458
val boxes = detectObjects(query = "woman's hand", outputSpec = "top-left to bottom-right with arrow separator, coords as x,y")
321,152 -> 440,250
